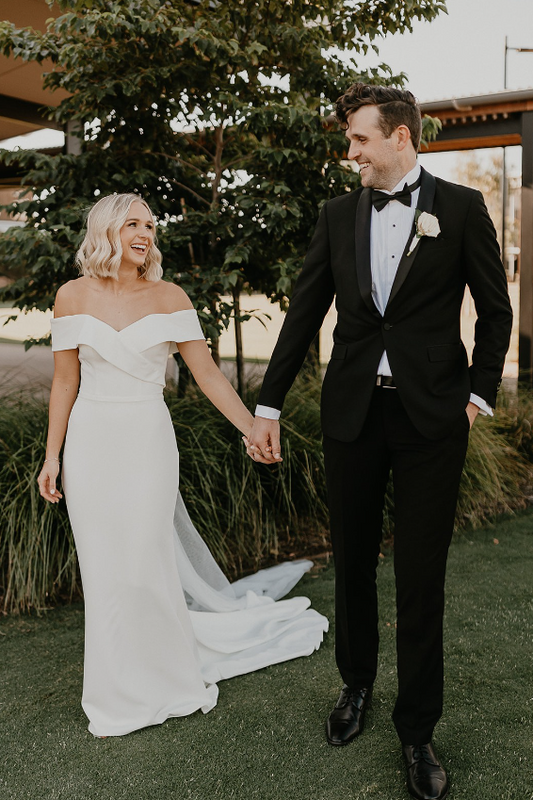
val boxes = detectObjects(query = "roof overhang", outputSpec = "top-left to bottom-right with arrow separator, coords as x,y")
0,1 -> 67,142
420,88 -> 533,152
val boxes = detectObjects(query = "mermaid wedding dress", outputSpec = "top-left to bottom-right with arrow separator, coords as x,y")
51,310 -> 328,737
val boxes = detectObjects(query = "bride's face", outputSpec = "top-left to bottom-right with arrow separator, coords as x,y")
119,201 -> 155,269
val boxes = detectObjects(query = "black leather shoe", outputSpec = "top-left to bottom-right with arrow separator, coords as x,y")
402,742 -> 449,800
325,685 -> 372,746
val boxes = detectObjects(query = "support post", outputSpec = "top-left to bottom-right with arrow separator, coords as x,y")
519,111 -> 533,381
64,120 -> 82,155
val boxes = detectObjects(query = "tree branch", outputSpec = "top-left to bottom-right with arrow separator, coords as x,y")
149,151 -> 207,177
223,152 -> 254,170
167,179 -> 211,207
175,131 -> 213,159
211,125 -> 224,210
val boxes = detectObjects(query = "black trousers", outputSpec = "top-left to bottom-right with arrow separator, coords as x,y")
323,387 -> 469,745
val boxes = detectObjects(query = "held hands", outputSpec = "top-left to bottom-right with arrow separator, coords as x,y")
37,460 -> 63,503
243,417 -> 283,465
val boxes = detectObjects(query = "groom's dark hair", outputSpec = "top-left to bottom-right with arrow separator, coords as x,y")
335,83 -> 422,151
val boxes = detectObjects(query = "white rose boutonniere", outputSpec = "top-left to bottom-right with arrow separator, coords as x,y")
407,211 -> 441,257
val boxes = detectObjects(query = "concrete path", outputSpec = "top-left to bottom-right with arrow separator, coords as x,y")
0,340 -> 54,395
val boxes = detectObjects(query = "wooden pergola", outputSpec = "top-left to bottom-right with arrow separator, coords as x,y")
421,89 -> 533,381
0,2 -> 65,144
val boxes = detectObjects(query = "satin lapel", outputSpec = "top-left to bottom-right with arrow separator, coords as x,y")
354,187 -> 381,316
386,168 -> 437,309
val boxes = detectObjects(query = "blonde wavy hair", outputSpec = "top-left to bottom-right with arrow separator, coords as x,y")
76,193 -> 163,281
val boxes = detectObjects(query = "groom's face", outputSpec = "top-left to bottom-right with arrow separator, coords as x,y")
345,105 -> 403,191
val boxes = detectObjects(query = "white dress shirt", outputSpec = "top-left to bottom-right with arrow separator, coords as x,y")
371,162 -> 421,376
256,162 -> 492,420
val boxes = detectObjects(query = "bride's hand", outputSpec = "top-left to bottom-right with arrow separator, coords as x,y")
243,436 -> 273,464
37,461 -> 63,503
242,418 -> 282,465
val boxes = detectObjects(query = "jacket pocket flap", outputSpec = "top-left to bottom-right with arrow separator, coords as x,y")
427,343 -> 461,362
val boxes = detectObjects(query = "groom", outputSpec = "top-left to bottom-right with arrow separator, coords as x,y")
246,84 -> 512,800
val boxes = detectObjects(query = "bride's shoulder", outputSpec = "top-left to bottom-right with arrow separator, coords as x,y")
152,280 -> 194,313
54,277 -> 91,318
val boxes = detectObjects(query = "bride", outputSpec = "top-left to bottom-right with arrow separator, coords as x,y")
37,193 -> 328,738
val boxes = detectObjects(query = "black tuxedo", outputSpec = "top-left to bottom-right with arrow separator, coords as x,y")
257,168 -> 513,744
258,168 -> 512,440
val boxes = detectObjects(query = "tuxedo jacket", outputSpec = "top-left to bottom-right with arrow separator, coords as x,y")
257,168 -> 513,442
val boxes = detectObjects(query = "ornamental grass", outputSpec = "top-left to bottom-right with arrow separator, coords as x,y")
0,377 -> 531,615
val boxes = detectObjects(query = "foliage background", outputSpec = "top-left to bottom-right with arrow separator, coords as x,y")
0,0 -> 443,370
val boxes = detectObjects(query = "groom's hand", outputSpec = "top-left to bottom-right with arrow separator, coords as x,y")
466,401 -> 480,429
243,417 -> 282,464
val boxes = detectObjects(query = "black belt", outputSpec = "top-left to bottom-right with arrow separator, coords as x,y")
375,375 -> 396,388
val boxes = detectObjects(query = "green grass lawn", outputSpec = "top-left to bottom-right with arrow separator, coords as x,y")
1,511 -> 532,800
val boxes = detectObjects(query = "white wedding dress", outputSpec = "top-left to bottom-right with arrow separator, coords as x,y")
51,310 -> 328,737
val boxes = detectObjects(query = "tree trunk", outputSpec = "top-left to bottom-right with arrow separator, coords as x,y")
233,286 -> 245,398
208,125 -> 224,370
173,353 -> 192,398
210,329 -> 221,367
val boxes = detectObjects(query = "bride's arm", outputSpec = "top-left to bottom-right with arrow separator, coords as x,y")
177,340 -> 277,463
161,283 -> 275,461
177,339 -> 254,436
37,350 -> 80,503
37,287 -> 81,503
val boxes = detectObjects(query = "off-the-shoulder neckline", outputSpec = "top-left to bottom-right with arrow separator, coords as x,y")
51,309 -> 195,333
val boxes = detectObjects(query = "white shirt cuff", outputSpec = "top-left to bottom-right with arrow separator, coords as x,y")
255,405 -> 281,420
469,393 -> 493,417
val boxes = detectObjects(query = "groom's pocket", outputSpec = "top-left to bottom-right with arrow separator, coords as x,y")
427,343 -> 462,362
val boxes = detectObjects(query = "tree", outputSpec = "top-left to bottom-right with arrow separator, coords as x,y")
0,0 -> 445,391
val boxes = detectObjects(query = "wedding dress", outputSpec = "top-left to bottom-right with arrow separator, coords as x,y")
51,310 -> 328,737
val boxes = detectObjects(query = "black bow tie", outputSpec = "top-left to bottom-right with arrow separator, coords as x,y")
371,177 -> 421,212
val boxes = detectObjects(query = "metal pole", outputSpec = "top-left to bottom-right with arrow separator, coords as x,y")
504,35 -> 508,90
502,36 -> 508,264
502,149 -> 506,265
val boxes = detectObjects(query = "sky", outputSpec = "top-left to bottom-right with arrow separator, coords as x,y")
362,0 -> 533,102
2,0 -> 533,179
